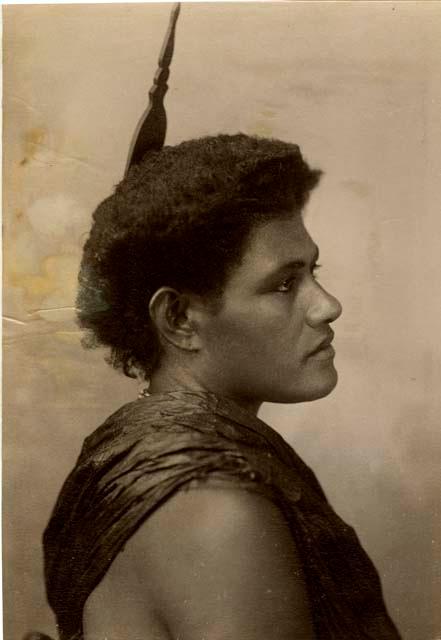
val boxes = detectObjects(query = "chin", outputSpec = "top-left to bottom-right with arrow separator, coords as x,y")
301,379 -> 338,402
273,366 -> 339,404
302,367 -> 339,402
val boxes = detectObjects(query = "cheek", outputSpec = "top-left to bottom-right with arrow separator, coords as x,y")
209,299 -> 303,357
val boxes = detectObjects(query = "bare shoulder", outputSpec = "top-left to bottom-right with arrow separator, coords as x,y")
85,485 -> 315,640
144,485 -> 304,574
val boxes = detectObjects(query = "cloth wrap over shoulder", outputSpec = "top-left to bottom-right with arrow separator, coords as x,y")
43,391 -> 401,640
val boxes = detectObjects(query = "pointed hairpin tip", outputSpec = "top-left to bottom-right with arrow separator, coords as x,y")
124,2 -> 182,177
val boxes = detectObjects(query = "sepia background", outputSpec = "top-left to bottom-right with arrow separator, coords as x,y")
3,2 -> 441,638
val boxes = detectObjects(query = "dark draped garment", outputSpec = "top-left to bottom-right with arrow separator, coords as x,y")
43,391 -> 401,639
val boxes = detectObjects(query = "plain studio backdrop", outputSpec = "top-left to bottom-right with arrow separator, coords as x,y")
3,2 -> 441,639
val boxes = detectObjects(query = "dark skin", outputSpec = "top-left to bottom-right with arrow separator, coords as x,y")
83,213 -> 342,639
148,212 -> 341,413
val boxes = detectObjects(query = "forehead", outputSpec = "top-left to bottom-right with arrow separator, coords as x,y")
230,214 -> 317,283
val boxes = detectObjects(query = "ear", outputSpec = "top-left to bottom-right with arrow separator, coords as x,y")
148,287 -> 202,352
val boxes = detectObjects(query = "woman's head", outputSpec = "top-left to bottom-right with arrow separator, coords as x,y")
77,133 -> 323,381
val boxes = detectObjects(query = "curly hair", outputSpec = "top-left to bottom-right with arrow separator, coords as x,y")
76,134 -> 322,379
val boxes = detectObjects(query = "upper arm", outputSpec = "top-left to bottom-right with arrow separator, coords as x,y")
85,486 -> 315,640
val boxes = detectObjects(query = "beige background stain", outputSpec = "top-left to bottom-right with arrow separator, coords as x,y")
3,3 -> 441,639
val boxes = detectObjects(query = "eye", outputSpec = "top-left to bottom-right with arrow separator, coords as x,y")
275,263 -> 322,293
276,276 -> 298,293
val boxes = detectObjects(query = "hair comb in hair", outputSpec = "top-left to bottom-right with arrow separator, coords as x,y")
125,3 -> 181,176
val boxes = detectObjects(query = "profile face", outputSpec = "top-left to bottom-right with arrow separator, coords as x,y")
199,213 -> 343,406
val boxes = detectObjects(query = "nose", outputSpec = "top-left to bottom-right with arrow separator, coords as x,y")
306,284 -> 342,328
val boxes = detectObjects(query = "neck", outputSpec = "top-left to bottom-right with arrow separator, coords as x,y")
148,363 -> 262,416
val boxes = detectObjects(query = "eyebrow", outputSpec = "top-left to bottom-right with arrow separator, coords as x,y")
273,245 -> 320,274
257,245 -> 320,289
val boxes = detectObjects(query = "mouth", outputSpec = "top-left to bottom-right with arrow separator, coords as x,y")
308,344 -> 335,361
308,331 -> 335,358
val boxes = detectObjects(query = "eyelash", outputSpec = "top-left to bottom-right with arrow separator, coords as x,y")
276,263 -> 322,293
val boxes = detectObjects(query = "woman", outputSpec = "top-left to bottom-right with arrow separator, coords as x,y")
42,133 -> 402,639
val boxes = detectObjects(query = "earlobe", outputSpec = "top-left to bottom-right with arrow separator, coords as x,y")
149,287 -> 201,352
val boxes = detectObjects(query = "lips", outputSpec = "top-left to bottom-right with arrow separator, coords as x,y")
308,330 -> 335,357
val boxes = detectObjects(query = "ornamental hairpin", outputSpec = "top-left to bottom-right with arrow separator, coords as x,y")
125,3 -> 181,177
